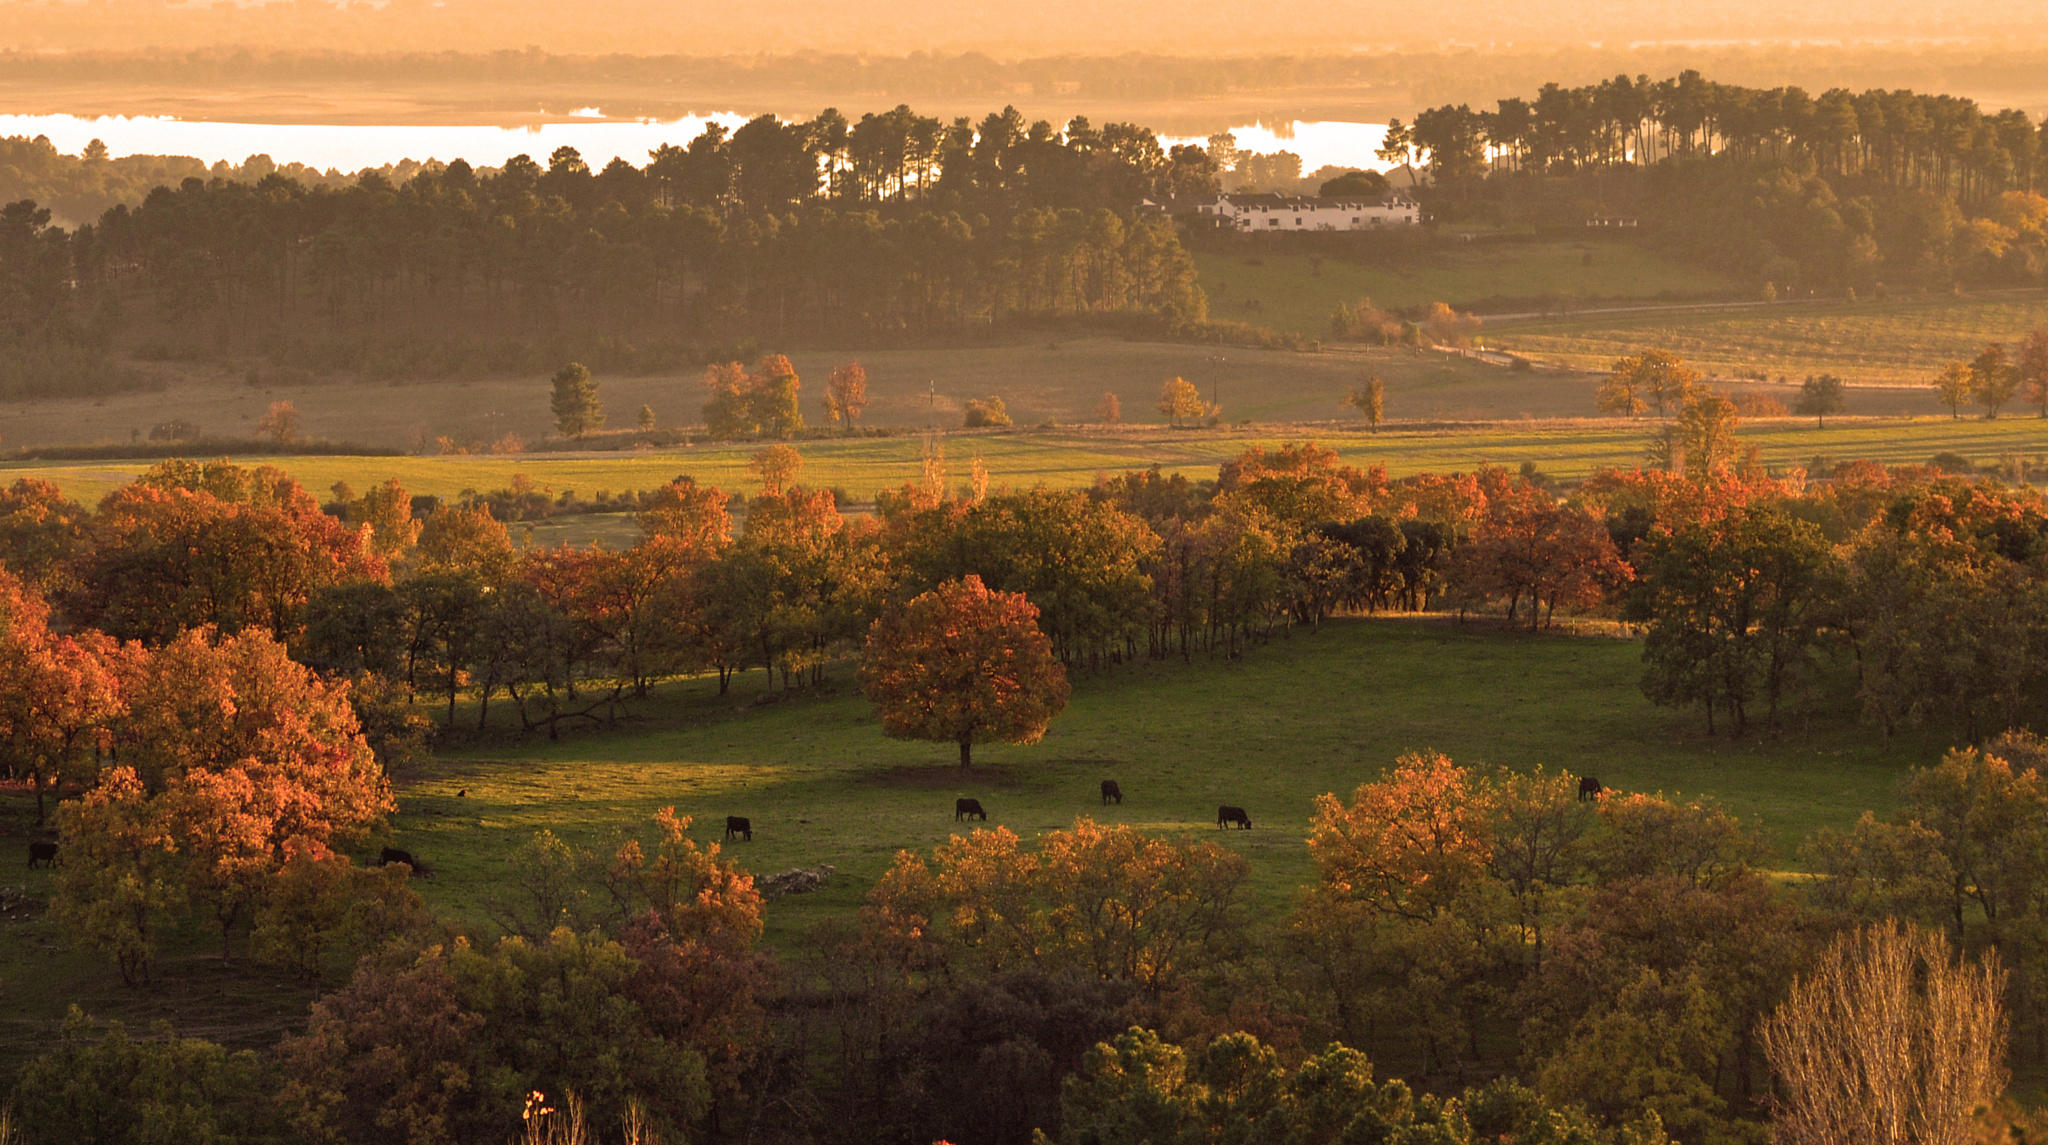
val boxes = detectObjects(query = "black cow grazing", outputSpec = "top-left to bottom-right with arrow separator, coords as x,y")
955,797 -> 988,822
725,815 -> 753,842
455,788 -> 467,798
26,842 -> 57,869
1101,779 -> 1123,805
1217,805 -> 1253,830
1578,776 -> 1604,802
379,846 -> 418,869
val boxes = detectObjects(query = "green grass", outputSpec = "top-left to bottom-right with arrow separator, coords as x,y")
392,617 -> 1947,950
0,616 -> 1962,1080
9,416 -> 2048,508
1492,290 -> 2048,384
1195,239 -> 1740,335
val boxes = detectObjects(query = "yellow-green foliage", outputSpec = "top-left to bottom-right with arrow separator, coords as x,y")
11,417 -> 2048,510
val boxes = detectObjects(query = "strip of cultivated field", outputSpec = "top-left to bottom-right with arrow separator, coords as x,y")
8,417 -> 2046,507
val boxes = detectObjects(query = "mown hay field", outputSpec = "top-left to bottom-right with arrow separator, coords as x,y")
1490,289 -> 2048,384
8,416 -> 2047,510
0,339 -> 1530,454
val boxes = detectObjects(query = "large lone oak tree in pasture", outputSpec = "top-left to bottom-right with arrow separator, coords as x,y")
859,574 -> 1070,769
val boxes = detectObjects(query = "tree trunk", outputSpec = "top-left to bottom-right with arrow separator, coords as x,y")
959,738 -> 972,770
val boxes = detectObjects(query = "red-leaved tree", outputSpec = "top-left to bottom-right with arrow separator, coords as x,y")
859,575 -> 1070,769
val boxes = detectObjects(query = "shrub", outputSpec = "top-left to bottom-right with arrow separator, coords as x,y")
963,396 -> 1013,428
1733,392 -> 1790,417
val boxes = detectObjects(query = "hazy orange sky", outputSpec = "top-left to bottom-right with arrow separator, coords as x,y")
3,0 -> 2046,55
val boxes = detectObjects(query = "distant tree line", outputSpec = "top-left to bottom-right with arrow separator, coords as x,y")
1396,71 -> 2048,292
0,135 -> 361,226
0,106 -> 1215,399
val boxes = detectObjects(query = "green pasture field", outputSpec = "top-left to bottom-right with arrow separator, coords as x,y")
8,416 -> 2047,511
1490,290 -> 2048,384
1193,239 -> 1741,335
0,615 -> 1968,1080
390,616 -> 1944,950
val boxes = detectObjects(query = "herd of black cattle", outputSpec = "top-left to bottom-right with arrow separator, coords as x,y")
24,775 -> 1614,872
733,778 -> 1256,843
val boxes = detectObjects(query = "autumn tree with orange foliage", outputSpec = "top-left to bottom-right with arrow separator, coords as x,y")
279,809 -> 763,1142
605,808 -> 774,1100
1450,477 -> 1631,628
342,477 -> 422,560
66,460 -> 386,644
824,360 -> 869,429
635,476 -> 733,555
256,399 -> 302,444
1577,465 -> 1792,547
868,818 -> 1248,993
748,443 -> 804,495
1308,751 -> 1498,925
861,575 -> 1070,769
55,627 -> 395,968
0,476 -> 89,593
1302,753 -> 1600,1071
1157,376 -> 1212,427
0,573 -> 123,823
702,354 -> 804,439
1213,441 -> 1389,533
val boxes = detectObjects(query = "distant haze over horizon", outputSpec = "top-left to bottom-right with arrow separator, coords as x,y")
4,0 -> 2048,55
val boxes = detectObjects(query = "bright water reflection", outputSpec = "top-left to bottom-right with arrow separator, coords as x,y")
1162,120 -> 1394,173
3,112 -> 1395,175
0,112 -> 751,173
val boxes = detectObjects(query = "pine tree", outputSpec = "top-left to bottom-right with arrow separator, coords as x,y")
550,362 -> 604,437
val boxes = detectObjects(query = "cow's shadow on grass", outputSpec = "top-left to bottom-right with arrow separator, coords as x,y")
860,757 -> 1123,789
861,764 -> 1034,790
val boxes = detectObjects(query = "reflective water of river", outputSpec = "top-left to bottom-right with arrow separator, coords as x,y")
2,111 -> 1393,175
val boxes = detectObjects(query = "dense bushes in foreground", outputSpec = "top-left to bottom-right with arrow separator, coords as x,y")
4,747 -> 2042,1144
